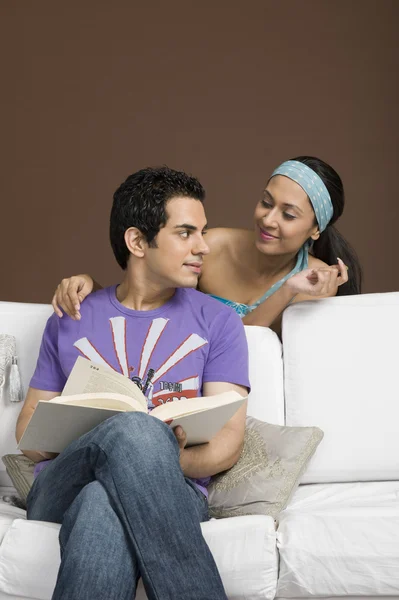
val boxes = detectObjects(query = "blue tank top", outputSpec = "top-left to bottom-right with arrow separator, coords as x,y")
208,245 -> 308,318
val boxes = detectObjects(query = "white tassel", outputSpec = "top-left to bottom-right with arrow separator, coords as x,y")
9,356 -> 23,402
0,335 -> 15,403
0,335 -> 23,403
0,374 -> 5,403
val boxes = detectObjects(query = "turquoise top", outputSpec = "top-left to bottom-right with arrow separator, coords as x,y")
208,244 -> 309,318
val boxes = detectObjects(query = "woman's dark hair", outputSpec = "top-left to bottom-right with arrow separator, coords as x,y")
291,155 -> 362,295
110,166 -> 205,270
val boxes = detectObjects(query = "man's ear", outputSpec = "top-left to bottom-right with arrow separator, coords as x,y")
124,227 -> 146,258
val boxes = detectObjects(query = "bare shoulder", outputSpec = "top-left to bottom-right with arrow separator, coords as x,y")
308,255 -> 331,269
206,227 -> 252,252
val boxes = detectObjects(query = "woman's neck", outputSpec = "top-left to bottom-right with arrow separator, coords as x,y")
246,238 -> 298,281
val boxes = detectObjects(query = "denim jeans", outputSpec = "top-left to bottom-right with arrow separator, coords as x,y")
27,412 -> 227,600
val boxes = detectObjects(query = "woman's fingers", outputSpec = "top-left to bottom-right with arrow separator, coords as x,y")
66,278 -> 83,314
307,268 -> 328,293
53,281 -> 75,318
59,279 -> 78,319
306,269 -> 319,285
304,260 -> 349,297
304,269 -> 323,293
337,257 -> 349,286
52,275 -> 94,319
51,290 -> 63,318
317,270 -> 328,293
53,277 -> 82,319
307,267 -> 338,295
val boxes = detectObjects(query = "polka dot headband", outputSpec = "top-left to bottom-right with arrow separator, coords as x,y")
271,160 -> 333,232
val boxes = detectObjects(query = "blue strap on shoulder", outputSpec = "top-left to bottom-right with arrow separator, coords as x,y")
208,244 -> 308,318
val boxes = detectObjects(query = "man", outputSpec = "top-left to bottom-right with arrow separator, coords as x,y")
16,166 -> 249,600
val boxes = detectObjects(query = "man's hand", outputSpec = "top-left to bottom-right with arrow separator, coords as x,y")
52,274 -> 94,320
38,451 -> 57,461
173,426 -> 188,468
286,257 -> 348,297
172,382 -> 248,479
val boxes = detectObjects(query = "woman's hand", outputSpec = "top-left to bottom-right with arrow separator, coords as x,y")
52,274 -> 94,320
286,258 -> 349,297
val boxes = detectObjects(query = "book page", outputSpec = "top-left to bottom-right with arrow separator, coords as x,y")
62,357 -> 147,411
150,390 -> 244,420
51,393 -> 146,413
18,402 -> 129,453
152,395 -> 246,446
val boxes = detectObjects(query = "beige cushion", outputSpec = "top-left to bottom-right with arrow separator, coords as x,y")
2,454 -> 34,501
208,417 -> 324,520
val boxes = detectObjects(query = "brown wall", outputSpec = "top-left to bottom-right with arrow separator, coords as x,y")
1,1 -> 398,303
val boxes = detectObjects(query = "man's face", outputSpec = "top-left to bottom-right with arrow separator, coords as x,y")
144,196 -> 210,289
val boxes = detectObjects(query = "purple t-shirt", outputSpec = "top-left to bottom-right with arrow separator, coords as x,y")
31,285 -> 250,494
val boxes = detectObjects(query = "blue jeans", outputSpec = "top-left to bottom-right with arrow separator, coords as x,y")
27,412 -> 227,600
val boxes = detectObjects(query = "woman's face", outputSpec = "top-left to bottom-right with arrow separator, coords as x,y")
254,175 -> 320,256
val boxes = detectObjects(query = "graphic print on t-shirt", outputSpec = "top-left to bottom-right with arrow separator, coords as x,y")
73,316 -> 208,409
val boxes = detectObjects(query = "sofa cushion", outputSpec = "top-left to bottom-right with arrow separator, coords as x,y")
208,417 -> 323,520
0,499 -> 26,545
277,481 -> 399,597
0,518 -> 60,600
1,455 -> 34,503
0,512 -> 278,600
282,292 -> 399,483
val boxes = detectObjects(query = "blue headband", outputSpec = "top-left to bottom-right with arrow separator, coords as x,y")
271,160 -> 333,232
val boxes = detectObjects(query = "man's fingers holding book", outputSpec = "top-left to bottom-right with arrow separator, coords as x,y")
173,426 -> 187,450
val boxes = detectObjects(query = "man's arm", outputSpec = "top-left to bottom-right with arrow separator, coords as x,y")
176,381 -> 248,479
16,387 -> 60,463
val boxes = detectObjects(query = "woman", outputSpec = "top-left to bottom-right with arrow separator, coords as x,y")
51,156 -> 361,332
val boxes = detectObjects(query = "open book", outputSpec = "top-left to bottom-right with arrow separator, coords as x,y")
18,356 -> 247,453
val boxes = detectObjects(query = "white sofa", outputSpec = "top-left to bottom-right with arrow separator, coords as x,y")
0,293 -> 399,600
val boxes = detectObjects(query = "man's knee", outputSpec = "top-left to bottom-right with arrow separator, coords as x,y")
65,481 -> 107,519
96,412 -> 177,456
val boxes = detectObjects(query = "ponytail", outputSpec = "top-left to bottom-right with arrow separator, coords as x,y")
312,225 -> 362,295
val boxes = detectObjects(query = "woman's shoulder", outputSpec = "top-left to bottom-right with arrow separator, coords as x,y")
206,227 -> 252,251
308,254 -> 331,269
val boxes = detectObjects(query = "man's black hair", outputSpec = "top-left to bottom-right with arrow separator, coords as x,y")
110,166 -> 205,270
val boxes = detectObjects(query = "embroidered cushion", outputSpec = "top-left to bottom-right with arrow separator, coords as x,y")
208,417 -> 323,520
2,454 -> 34,502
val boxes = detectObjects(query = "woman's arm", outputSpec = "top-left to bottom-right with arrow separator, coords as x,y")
52,274 -> 102,320
242,281 -> 298,329
242,259 -> 348,330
